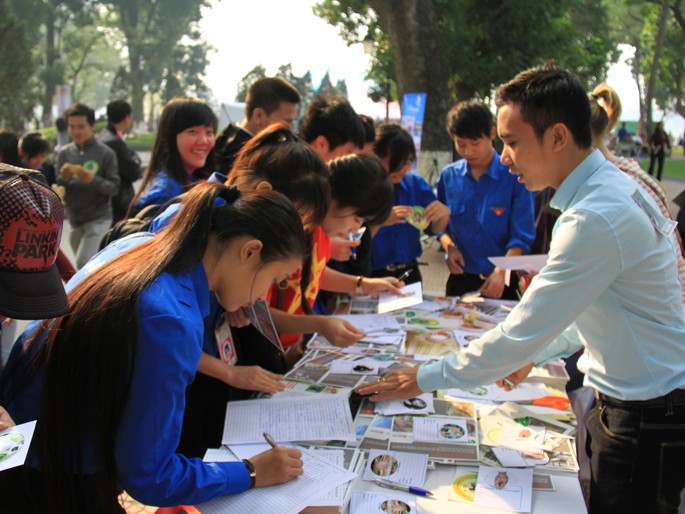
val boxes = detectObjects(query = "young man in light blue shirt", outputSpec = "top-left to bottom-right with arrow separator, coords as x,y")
357,64 -> 685,514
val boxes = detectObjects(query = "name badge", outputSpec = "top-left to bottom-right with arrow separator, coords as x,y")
215,319 -> 237,365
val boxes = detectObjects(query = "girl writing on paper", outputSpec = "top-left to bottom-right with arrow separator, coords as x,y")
155,126 -> 400,458
0,182 -> 306,512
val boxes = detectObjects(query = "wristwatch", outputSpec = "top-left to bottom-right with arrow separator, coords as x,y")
242,458 -> 256,488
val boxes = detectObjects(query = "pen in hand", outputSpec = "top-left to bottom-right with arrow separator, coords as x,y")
348,232 -> 357,260
503,378 -> 517,390
263,431 -> 278,448
396,269 -> 411,282
372,478 -> 435,498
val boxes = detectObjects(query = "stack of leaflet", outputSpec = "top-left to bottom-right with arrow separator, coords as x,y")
477,401 -> 579,476
444,396 -> 577,513
356,397 -> 481,465
286,348 -> 437,390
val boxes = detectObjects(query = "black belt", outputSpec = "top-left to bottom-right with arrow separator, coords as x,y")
596,388 -> 685,411
385,260 -> 417,272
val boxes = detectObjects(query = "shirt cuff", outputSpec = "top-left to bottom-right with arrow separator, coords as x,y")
219,461 -> 253,494
417,359 -> 450,393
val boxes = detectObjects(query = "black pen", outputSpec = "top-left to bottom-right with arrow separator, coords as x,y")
372,478 -> 435,498
396,269 -> 412,282
263,431 -> 278,448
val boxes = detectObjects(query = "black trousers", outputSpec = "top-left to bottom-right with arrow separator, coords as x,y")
587,389 -> 685,513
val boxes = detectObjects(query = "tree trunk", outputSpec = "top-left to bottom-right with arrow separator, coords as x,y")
116,1 -> 146,122
369,0 -> 453,180
41,9 -> 57,125
644,0 -> 669,128
128,48 -> 145,122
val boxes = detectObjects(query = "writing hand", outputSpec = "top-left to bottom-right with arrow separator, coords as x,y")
250,446 -> 304,487
329,237 -> 360,261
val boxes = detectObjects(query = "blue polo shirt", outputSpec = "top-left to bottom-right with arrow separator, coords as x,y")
437,151 -> 535,276
371,173 -> 439,271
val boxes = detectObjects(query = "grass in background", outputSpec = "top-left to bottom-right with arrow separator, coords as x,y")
40,123 -> 156,150
638,156 -> 685,179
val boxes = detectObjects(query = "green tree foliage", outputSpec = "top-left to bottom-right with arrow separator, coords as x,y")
0,0 -> 36,131
9,0 -> 88,124
641,0 -> 685,122
318,0 -> 618,102
654,14 -> 685,117
98,0 -> 213,122
236,65 -> 267,102
441,0 -> 619,100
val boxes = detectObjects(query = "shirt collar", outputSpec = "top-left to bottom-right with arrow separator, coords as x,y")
397,175 -> 411,192
76,136 -> 98,151
461,150 -> 502,180
551,149 -> 606,211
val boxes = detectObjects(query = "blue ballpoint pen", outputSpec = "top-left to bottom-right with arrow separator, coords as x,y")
348,227 -> 366,261
348,232 -> 357,260
372,478 -> 435,498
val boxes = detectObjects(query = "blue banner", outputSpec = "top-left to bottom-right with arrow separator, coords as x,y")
401,93 -> 427,173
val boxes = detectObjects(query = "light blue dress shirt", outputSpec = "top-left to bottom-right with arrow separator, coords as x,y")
418,150 -> 685,401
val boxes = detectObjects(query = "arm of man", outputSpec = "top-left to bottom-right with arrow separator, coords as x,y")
358,210 -> 620,399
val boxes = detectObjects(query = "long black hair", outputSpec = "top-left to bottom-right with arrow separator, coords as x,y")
131,97 -> 218,209
228,122 -> 330,229
29,182 -> 304,513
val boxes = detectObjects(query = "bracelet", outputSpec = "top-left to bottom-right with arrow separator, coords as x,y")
242,458 -> 256,488
355,275 -> 365,296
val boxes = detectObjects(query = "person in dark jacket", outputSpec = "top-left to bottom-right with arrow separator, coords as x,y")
100,100 -> 142,224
